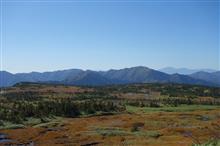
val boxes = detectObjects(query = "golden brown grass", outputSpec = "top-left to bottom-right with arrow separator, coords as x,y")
1,108 -> 219,146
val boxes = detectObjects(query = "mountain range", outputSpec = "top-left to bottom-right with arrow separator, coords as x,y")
0,66 -> 219,87
159,67 -> 217,75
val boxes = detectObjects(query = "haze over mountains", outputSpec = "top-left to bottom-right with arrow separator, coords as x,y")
0,66 -> 219,87
159,67 -> 217,75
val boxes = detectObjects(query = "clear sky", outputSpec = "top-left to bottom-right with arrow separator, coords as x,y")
1,0 -> 219,73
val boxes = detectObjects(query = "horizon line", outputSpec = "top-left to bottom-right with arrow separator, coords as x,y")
1,66 -> 219,74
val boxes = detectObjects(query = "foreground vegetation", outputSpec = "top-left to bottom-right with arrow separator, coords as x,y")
0,83 -> 219,145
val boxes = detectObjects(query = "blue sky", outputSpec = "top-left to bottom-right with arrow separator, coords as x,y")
1,0 -> 219,73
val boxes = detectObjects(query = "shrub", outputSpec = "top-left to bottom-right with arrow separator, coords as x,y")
131,122 -> 145,132
192,139 -> 220,146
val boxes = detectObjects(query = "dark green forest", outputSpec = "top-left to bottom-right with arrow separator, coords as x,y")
0,83 -> 220,125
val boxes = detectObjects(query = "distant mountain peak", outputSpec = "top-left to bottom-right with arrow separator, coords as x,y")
160,67 -> 217,75
1,66 -> 219,87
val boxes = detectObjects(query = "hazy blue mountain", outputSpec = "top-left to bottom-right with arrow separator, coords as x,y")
0,69 -> 83,87
160,67 -> 217,75
64,70 -> 114,86
190,71 -> 220,85
0,67 -> 219,87
0,71 -> 18,87
16,69 -> 83,82
52,66 -> 217,86
101,66 -> 170,83
168,73 -> 213,85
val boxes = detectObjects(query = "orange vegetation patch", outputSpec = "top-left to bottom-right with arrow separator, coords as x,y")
4,85 -> 93,95
115,92 -> 161,100
0,109 -> 220,146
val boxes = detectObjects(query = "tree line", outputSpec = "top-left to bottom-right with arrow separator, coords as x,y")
0,98 -> 125,124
